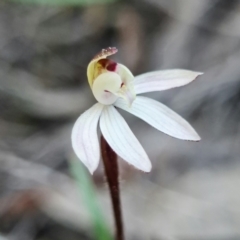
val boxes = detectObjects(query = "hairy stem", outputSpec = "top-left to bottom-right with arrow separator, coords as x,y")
100,135 -> 124,240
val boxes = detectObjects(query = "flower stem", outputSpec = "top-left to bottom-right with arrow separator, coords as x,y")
100,135 -> 124,240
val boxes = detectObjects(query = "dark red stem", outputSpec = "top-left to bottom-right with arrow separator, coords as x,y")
100,136 -> 124,240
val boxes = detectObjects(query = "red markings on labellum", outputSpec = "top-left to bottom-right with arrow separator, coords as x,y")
107,61 -> 117,71
98,59 -> 117,72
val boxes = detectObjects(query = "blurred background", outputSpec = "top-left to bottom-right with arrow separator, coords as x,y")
0,0 -> 240,239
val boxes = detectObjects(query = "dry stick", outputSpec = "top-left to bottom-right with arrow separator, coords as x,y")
100,135 -> 124,240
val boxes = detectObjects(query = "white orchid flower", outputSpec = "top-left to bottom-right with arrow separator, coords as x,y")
72,47 -> 202,174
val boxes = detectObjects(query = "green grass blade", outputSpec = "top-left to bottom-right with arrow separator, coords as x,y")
70,159 -> 113,240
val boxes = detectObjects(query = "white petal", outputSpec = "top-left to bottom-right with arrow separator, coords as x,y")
100,106 -> 151,172
115,64 -> 136,105
115,96 -> 200,141
116,63 -> 135,85
71,103 -> 104,174
134,69 -> 203,94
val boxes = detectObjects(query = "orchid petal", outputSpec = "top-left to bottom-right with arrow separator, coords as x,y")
100,105 -> 152,172
116,63 -> 135,85
71,103 -> 104,174
115,96 -> 200,141
115,63 -> 136,105
115,84 -> 136,106
134,69 -> 203,94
